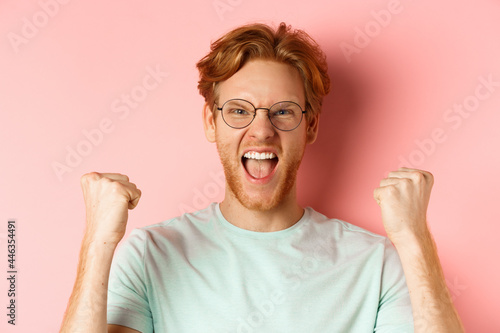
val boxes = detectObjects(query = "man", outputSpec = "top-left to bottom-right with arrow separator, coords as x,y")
60,23 -> 464,332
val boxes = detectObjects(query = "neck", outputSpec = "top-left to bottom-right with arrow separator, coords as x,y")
219,185 -> 304,232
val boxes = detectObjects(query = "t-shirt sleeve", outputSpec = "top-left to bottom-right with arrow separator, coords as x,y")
373,238 -> 414,332
107,229 -> 153,333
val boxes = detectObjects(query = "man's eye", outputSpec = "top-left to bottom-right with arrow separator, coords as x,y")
273,109 -> 293,116
229,108 -> 249,115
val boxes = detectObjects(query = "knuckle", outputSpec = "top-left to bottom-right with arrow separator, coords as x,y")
88,171 -> 101,179
88,171 -> 102,181
81,172 -> 100,184
399,179 -> 412,191
109,181 -> 124,192
402,178 -> 413,186
114,173 -> 129,181
385,185 -> 398,196
99,176 -> 113,184
427,171 -> 434,183
410,171 -> 425,183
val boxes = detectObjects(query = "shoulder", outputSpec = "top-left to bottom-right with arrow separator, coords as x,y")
303,207 -> 401,265
119,203 -> 218,249
301,208 -> 403,278
305,207 -> 388,244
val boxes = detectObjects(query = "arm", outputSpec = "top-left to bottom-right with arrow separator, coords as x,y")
374,167 -> 464,332
60,172 -> 142,333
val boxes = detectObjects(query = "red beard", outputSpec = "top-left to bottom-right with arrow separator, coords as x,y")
215,138 -> 303,211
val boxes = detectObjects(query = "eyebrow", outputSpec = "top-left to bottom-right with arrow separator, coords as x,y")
231,98 -> 302,107
230,101 -> 250,108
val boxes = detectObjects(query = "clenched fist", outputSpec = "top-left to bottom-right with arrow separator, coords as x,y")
80,172 -> 141,244
373,167 -> 434,244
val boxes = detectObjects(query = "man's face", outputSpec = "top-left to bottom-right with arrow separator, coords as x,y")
203,59 -> 318,211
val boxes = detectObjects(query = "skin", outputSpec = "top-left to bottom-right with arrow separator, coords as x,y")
374,168 -> 464,331
60,59 -> 464,332
203,59 -> 319,232
60,172 -> 141,333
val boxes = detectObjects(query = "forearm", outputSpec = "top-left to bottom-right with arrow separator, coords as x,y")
60,236 -> 118,333
393,229 -> 464,333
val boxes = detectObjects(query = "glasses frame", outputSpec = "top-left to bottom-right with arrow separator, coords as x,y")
215,98 -> 307,132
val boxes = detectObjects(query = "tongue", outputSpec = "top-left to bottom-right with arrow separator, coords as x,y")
245,159 -> 275,179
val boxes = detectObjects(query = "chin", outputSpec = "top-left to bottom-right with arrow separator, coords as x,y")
216,139 -> 303,212
236,191 -> 283,211
223,162 -> 299,212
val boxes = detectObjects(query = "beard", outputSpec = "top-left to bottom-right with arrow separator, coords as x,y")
216,138 -> 303,211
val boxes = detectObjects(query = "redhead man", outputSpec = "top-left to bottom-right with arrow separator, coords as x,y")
61,23 -> 463,332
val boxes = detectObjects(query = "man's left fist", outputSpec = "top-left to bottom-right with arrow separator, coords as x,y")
373,167 -> 434,243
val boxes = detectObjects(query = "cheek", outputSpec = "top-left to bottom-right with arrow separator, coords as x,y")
290,145 -> 306,163
285,131 -> 307,156
215,123 -> 246,147
215,129 -> 243,160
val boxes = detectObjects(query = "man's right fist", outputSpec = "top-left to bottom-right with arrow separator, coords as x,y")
80,172 -> 141,244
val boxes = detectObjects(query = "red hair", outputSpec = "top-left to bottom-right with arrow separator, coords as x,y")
196,22 -> 330,122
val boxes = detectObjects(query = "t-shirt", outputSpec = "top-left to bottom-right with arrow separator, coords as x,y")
107,203 -> 414,332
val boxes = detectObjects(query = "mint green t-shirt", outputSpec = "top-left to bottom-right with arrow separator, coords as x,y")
107,203 -> 413,332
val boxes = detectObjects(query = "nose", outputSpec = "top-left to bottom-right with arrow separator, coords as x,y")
247,109 -> 276,140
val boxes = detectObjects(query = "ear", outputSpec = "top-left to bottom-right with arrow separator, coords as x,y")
306,113 -> 319,144
203,102 -> 216,143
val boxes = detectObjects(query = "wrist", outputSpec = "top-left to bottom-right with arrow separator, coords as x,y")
82,233 -> 121,251
389,226 -> 434,254
83,227 -> 124,246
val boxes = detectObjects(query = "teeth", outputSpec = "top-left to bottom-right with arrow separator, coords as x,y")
243,151 -> 276,160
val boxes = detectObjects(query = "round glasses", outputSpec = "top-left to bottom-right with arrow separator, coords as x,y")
215,99 -> 307,131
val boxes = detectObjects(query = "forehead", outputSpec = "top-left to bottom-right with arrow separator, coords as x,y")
217,59 -> 305,106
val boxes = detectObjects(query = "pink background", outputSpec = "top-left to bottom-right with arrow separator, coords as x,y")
1,0 -> 499,332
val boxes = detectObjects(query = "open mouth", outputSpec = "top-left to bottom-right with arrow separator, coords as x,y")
242,151 -> 279,180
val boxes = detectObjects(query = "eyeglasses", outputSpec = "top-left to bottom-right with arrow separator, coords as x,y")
215,99 -> 307,131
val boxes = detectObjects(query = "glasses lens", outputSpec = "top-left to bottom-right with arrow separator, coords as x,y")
269,102 -> 303,131
221,99 -> 255,128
